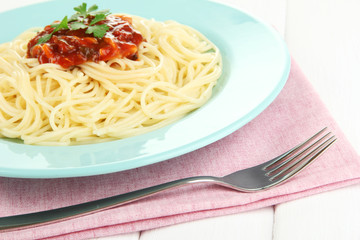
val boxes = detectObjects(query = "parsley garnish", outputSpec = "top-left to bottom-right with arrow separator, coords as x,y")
37,16 -> 69,44
37,3 -> 111,44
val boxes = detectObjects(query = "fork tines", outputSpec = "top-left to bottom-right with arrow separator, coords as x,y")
264,127 -> 337,182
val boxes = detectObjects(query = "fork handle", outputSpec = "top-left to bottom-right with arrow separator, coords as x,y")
0,176 -> 220,232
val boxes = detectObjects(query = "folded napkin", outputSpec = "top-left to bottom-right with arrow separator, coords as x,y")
1,60 -> 360,240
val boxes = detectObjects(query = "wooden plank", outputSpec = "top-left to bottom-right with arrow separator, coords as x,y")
140,207 -> 274,240
273,184 -> 360,240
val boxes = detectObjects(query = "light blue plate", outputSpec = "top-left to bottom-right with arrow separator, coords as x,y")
0,0 -> 290,178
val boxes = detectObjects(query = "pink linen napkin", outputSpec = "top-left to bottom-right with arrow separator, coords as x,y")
1,59 -> 360,240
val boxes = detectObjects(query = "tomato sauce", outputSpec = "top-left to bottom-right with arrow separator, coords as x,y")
27,15 -> 143,68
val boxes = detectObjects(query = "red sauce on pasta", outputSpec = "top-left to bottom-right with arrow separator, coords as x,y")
27,15 -> 143,68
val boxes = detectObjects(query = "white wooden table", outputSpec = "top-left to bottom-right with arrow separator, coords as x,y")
2,1 -> 360,239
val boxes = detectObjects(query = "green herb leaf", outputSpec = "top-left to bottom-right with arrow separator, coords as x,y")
73,3 -> 88,17
70,22 -> 88,30
90,13 -> 106,25
88,9 -> 111,16
53,16 -> 69,32
37,34 -> 52,45
37,3 -> 111,44
87,4 -> 98,13
86,24 -> 109,38
37,16 -> 69,44
68,13 -> 82,22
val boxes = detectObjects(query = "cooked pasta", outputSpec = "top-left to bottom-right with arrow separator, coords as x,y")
0,15 -> 222,146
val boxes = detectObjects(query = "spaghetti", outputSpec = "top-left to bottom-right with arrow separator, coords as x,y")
0,14 -> 222,146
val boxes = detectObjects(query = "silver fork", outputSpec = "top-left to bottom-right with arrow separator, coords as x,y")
0,127 -> 336,232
